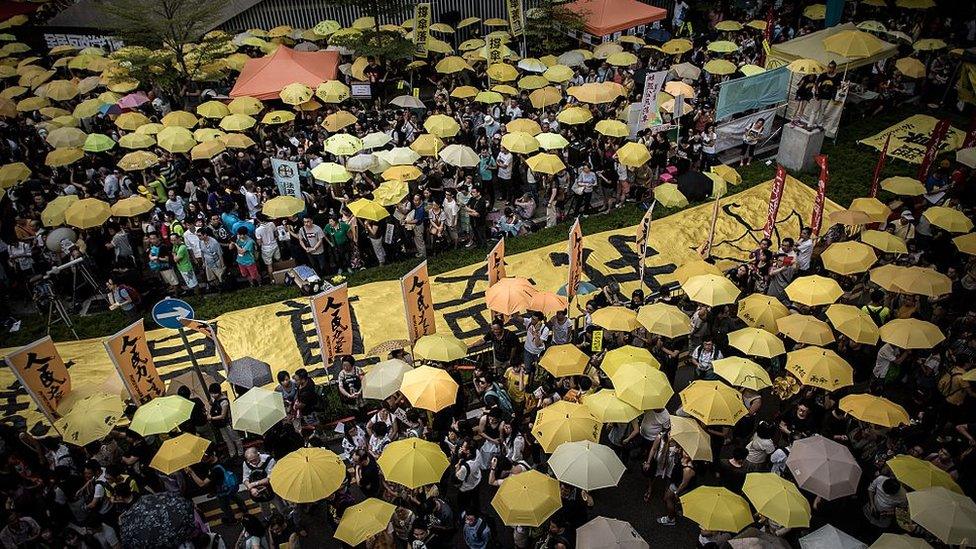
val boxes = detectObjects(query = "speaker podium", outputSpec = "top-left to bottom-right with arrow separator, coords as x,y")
777,123 -> 824,173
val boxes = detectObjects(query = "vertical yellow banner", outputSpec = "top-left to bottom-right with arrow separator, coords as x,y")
3,337 -> 71,423
104,319 -> 165,404
635,205 -> 654,291
507,0 -> 524,37
413,3 -> 431,58
567,218 -> 584,300
311,284 -> 353,363
487,34 -> 505,65
487,238 -> 506,286
401,261 -> 436,343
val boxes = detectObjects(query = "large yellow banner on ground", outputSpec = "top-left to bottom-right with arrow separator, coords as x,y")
857,114 -> 966,165
1,179 -> 836,433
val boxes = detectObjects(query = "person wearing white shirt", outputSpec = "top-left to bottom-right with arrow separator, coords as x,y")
496,148 -> 514,204
242,448 -> 287,516
165,190 -> 186,221
522,312 -> 551,373
690,339 -> 723,379
102,170 -> 120,199
254,217 -> 280,279
183,224 -> 202,261
795,227 -> 814,272
242,181 -> 260,219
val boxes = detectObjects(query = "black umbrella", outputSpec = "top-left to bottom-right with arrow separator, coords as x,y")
676,170 -> 711,202
120,492 -> 195,548
227,356 -> 273,388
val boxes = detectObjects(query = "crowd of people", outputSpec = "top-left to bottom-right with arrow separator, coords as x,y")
0,0 -> 975,548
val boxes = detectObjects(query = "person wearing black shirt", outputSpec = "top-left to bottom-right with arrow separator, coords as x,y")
483,320 -> 520,372
814,61 -> 841,128
465,186 -> 489,248
795,73 -> 818,125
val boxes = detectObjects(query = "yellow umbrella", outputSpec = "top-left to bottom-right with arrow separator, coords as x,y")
279,82 -> 313,105
450,85 -> 479,99
532,400 -> 601,452
0,161 -> 29,188
712,357 -> 773,390
871,264 -> 909,293
600,345 -> 659,377
487,63 -> 519,81
607,51 -> 638,66
54,393 -> 123,446
230,387 -> 286,435
543,64 -> 574,83
149,433 -> 210,475
788,58 -> 827,74
830,208 -> 872,227
728,327 -> 786,357
42,195 -> 78,226
637,302 -> 691,338
711,164 -> 741,185
347,198 -> 388,222
540,344 -> 589,378
161,110 -> 198,128
822,241 -> 879,276
362,359 -> 412,400
194,128 -> 226,143
556,106 -> 593,125
190,140 -> 226,161
519,75 -> 550,90
660,38 -> 693,55
378,437 -> 449,488
953,232 -> 976,255
567,82 -> 621,104
111,195 -> 154,217
435,56 -> 471,74
869,534 -> 933,549
156,126 -> 196,153
400,366 -> 458,412
501,131 -> 540,154
894,266 -> 951,297
682,273 -> 741,307
135,122 -> 163,135
491,470 -> 562,526
65,198 -> 111,229
590,306 -> 639,332
16,96 -> 50,112
227,96 -> 263,115
895,57 -> 926,78
785,275 -> 843,307
581,389 -> 641,423
196,100 -> 230,119
311,162 -> 351,183
262,110 -> 295,125
594,119 -> 629,138
907,487 -> 976,546
679,380 -> 747,426
913,38 -> 946,52
826,303 -> 880,345
324,132 -> 363,155
335,498 -> 396,547
887,455 -> 964,494
413,333 -> 467,362
118,150 -> 159,172
707,40 -> 739,53
672,260 -> 725,285
680,486 -> 753,532
803,3 -> 827,19
382,165 -> 421,181
115,111 -> 151,130
529,86 -> 562,109
879,318 -> 945,349
527,291 -> 569,316
316,80 -> 351,103
786,347 -> 853,391
219,113 -> 256,131
897,0 -> 935,7
616,142 -> 651,167
824,29 -> 886,59
881,176 -> 926,196
527,152 -> 566,175
670,415 -> 713,461
850,197 -> 892,223
47,126 -> 87,148
715,20 -> 744,31
424,113 -> 460,138
45,147 -> 84,168
270,447 -> 345,503
923,206 -> 973,233
129,395 -> 193,436
262,195 -> 305,219
43,79 -> 79,101
508,118 -> 543,135
703,59 -> 737,75
609,362 -> 673,410
839,393 -> 909,427
410,134 -> 444,157
743,473 -> 811,528
861,230 -> 908,254
653,183 -> 688,207
737,293 -> 790,332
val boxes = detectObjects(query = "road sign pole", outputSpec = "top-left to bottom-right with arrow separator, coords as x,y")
177,326 -> 213,405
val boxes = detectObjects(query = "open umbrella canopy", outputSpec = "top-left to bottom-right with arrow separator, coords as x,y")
270,447 -> 345,503
150,433 -> 210,475
528,291 -> 569,316
907,487 -> 976,546
347,198 -> 389,222
119,492 -> 196,548
637,302 -> 691,338
581,389 -> 641,423
609,362 -> 672,410
744,472 -> 811,528
680,486 -> 753,532
532,400 -> 602,453
669,415 -> 713,461
262,195 -> 305,218
923,206 -> 973,233
400,366 -> 458,412
54,392 -> 123,446
879,318 -> 945,349
728,327 -> 786,358
821,241 -> 878,275
227,356 -> 273,388
591,306 -> 639,332
491,470 -> 562,526
576,516 -> 648,549
230,386 -> 286,435
861,230 -> 908,255
64,198 -> 111,229
362,358 -> 412,400
549,440 -> 625,491
130,395 -> 194,436
787,435 -> 861,500
600,345 -> 659,377
777,313 -> 835,346
334,498 -> 396,546
413,333 -> 468,362
679,380 -> 747,426
868,534 -> 932,549
737,293 -> 791,332
682,273 -> 741,306
712,357 -> 772,390
485,276 -> 537,314
800,525 -> 866,549
540,344 -> 589,378
378,437 -> 449,489
839,394 -> 909,427
786,346 -> 853,391
825,304 -> 880,345
786,275 -> 843,306
887,455 -> 964,494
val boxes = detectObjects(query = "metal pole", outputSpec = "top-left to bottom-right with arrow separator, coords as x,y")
178,327 -> 213,405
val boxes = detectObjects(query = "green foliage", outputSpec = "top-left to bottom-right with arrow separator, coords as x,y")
525,0 -> 587,56
329,29 -> 414,62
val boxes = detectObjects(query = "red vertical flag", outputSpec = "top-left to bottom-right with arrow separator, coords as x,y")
811,155 -> 829,236
916,118 -> 951,181
763,165 -> 788,240
869,134 -> 890,198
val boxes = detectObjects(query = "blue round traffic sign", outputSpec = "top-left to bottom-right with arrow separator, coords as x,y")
152,298 -> 195,329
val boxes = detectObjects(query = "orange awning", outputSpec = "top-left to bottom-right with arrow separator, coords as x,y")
567,0 -> 667,37
230,46 -> 340,100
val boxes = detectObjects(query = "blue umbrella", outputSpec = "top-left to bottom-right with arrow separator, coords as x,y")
557,281 -> 598,297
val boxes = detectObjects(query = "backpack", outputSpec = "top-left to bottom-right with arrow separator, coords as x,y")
213,465 -> 239,497
484,382 -> 514,416
118,284 -> 142,307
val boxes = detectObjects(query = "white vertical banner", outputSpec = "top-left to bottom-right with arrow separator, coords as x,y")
270,158 -> 301,198
638,71 -> 668,131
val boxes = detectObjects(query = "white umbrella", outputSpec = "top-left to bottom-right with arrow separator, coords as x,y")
558,51 -> 586,67
438,144 -> 479,168
786,435 -> 862,500
390,95 -> 426,109
548,441 -> 624,491
576,516 -> 648,549
800,525 -> 866,549
362,131 -> 392,149
346,153 -> 378,172
229,387 -> 286,435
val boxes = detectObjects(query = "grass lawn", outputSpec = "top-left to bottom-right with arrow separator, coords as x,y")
5,105 -> 962,347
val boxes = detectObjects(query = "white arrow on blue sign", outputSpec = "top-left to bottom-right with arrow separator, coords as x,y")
151,298 -> 195,329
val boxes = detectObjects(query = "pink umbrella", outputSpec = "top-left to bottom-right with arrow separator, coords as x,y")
118,93 -> 150,110
786,435 -> 861,501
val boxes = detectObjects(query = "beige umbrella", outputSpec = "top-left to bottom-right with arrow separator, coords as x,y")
548,440 -> 625,491
576,516 -> 648,549
362,359 -> 412,400
907,487 -> 976,546
786,435 -> 861,500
